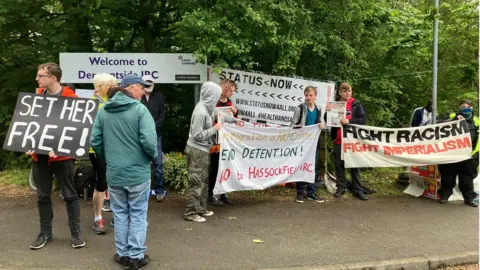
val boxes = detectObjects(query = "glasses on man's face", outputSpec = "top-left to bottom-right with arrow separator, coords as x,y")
36,74 -> 52,79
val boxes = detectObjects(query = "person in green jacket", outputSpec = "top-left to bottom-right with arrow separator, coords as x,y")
90,74 -> 157,270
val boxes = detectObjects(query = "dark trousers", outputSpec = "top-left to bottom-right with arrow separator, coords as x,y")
438,158 -> 478,201
296,147 -> 325,195
33,155 -> 81,234
333,144 -> 362,192
152,136 -> 165,194
208,152 -> 220,197
89,153 -> 107,192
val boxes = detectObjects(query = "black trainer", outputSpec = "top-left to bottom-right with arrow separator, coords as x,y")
30,232 -> 52,250
295,194 -> 304,203
220,194 -> 233,205
114,254 -> 130,269
354,191 -> 368,201
129,255 -> 150,270
307,193 -> 325,203
439,195 -> 449,204
71,231 -> 85,249
208,196 -> 225,207
334,189 -> 346,198
464,199 -> 479,208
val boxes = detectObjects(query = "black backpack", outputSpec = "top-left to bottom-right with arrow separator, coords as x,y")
74,165 -> 95,200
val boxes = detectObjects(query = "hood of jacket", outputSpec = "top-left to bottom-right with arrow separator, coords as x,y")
199,82 -> 222,115
103,91 -> 139,113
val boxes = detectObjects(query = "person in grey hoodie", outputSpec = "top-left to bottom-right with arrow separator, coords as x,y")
184,81 -> 226,223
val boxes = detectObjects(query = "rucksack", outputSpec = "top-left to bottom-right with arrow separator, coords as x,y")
74,165 -> 95,200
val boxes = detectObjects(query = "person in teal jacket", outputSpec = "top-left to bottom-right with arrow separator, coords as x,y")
90,74 -> 157,270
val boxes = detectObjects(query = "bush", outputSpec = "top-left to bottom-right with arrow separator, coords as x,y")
163,152 -> 189,194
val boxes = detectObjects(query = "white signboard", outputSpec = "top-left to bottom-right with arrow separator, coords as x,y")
342,120 -> 473,168
211,68 -> 335,126
213,125 -> 321,195
60,53 -> 207,84
76,89 -> 94,99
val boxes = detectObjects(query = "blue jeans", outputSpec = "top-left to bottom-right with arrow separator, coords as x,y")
153,136 -> 165,194
109,181 -> 150,259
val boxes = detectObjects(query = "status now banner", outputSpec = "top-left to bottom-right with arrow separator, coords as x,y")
213,125 -> 321,195
210,68 -> 335,126
342,120 -> 473,168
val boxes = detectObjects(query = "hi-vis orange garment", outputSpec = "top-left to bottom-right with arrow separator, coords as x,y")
30,86 -> 78,163
210,144 -> 221,154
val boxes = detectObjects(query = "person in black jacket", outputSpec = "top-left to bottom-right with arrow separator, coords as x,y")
141,75 -> 167,202
326,83 -> 369,200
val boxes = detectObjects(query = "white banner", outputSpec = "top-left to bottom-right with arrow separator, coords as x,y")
211,68 -> 335,126
213,125 -> 321,195
76,89 -> 94,99
60,53 -> 207,84
342,120 -> 473,168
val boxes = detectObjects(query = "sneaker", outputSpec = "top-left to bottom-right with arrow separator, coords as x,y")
71,231 -> 85,249
156,191 -> 167,203
102,200 -> 112,212
296,194 -> 304,204
307,193 -> 325,203
111,219 -> 115,227
220,194 -> 233,205
464,199 -> 479,207
93,220 -> 107,235
334,189 -> 346,198
354,191 -> 368,201
58,193 -> 65,202
184,215 -> 206,223
200,210 -> 214,217
114,254 -> 130,269
129,255 -> 150,270
208,196 -> 225,207
439,195 -> 449,204
29,232 -> 52,250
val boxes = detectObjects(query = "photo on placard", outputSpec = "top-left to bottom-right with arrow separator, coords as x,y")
326,101 -> 346,127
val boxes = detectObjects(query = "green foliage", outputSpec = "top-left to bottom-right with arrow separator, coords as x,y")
0,168 -> 30,186
163,152 -> 189,194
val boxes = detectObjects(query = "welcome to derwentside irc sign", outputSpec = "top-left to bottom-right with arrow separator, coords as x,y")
59,53 -> 207,84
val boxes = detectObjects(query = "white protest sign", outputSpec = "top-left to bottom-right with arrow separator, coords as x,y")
213,125 -> 321,195
342,120 -> 473,168
60,53 -> 207,84
211,68 -> 335,126
326,101 -> 346,127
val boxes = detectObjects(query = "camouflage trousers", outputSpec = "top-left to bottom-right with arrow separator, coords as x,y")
184,145 -> 211,219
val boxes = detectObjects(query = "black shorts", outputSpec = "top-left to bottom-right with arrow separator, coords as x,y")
89,153 -> 108,192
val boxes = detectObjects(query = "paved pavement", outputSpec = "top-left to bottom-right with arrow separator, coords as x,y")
0,194 -> 477,269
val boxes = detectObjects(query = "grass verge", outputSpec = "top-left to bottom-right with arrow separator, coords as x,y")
0,168 -> 34,197
0,167 -> 409,200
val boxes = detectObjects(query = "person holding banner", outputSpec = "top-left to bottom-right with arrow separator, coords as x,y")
90,73 -> 117,235
208,79 -> 238,207
290,86 -> 326,203
438,100 -> 479,207
91,76 -> 157,269
327,83 -> 369,200
184,82 -> 225,223
410,100 -> 433,127
28,62 -> 85,250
